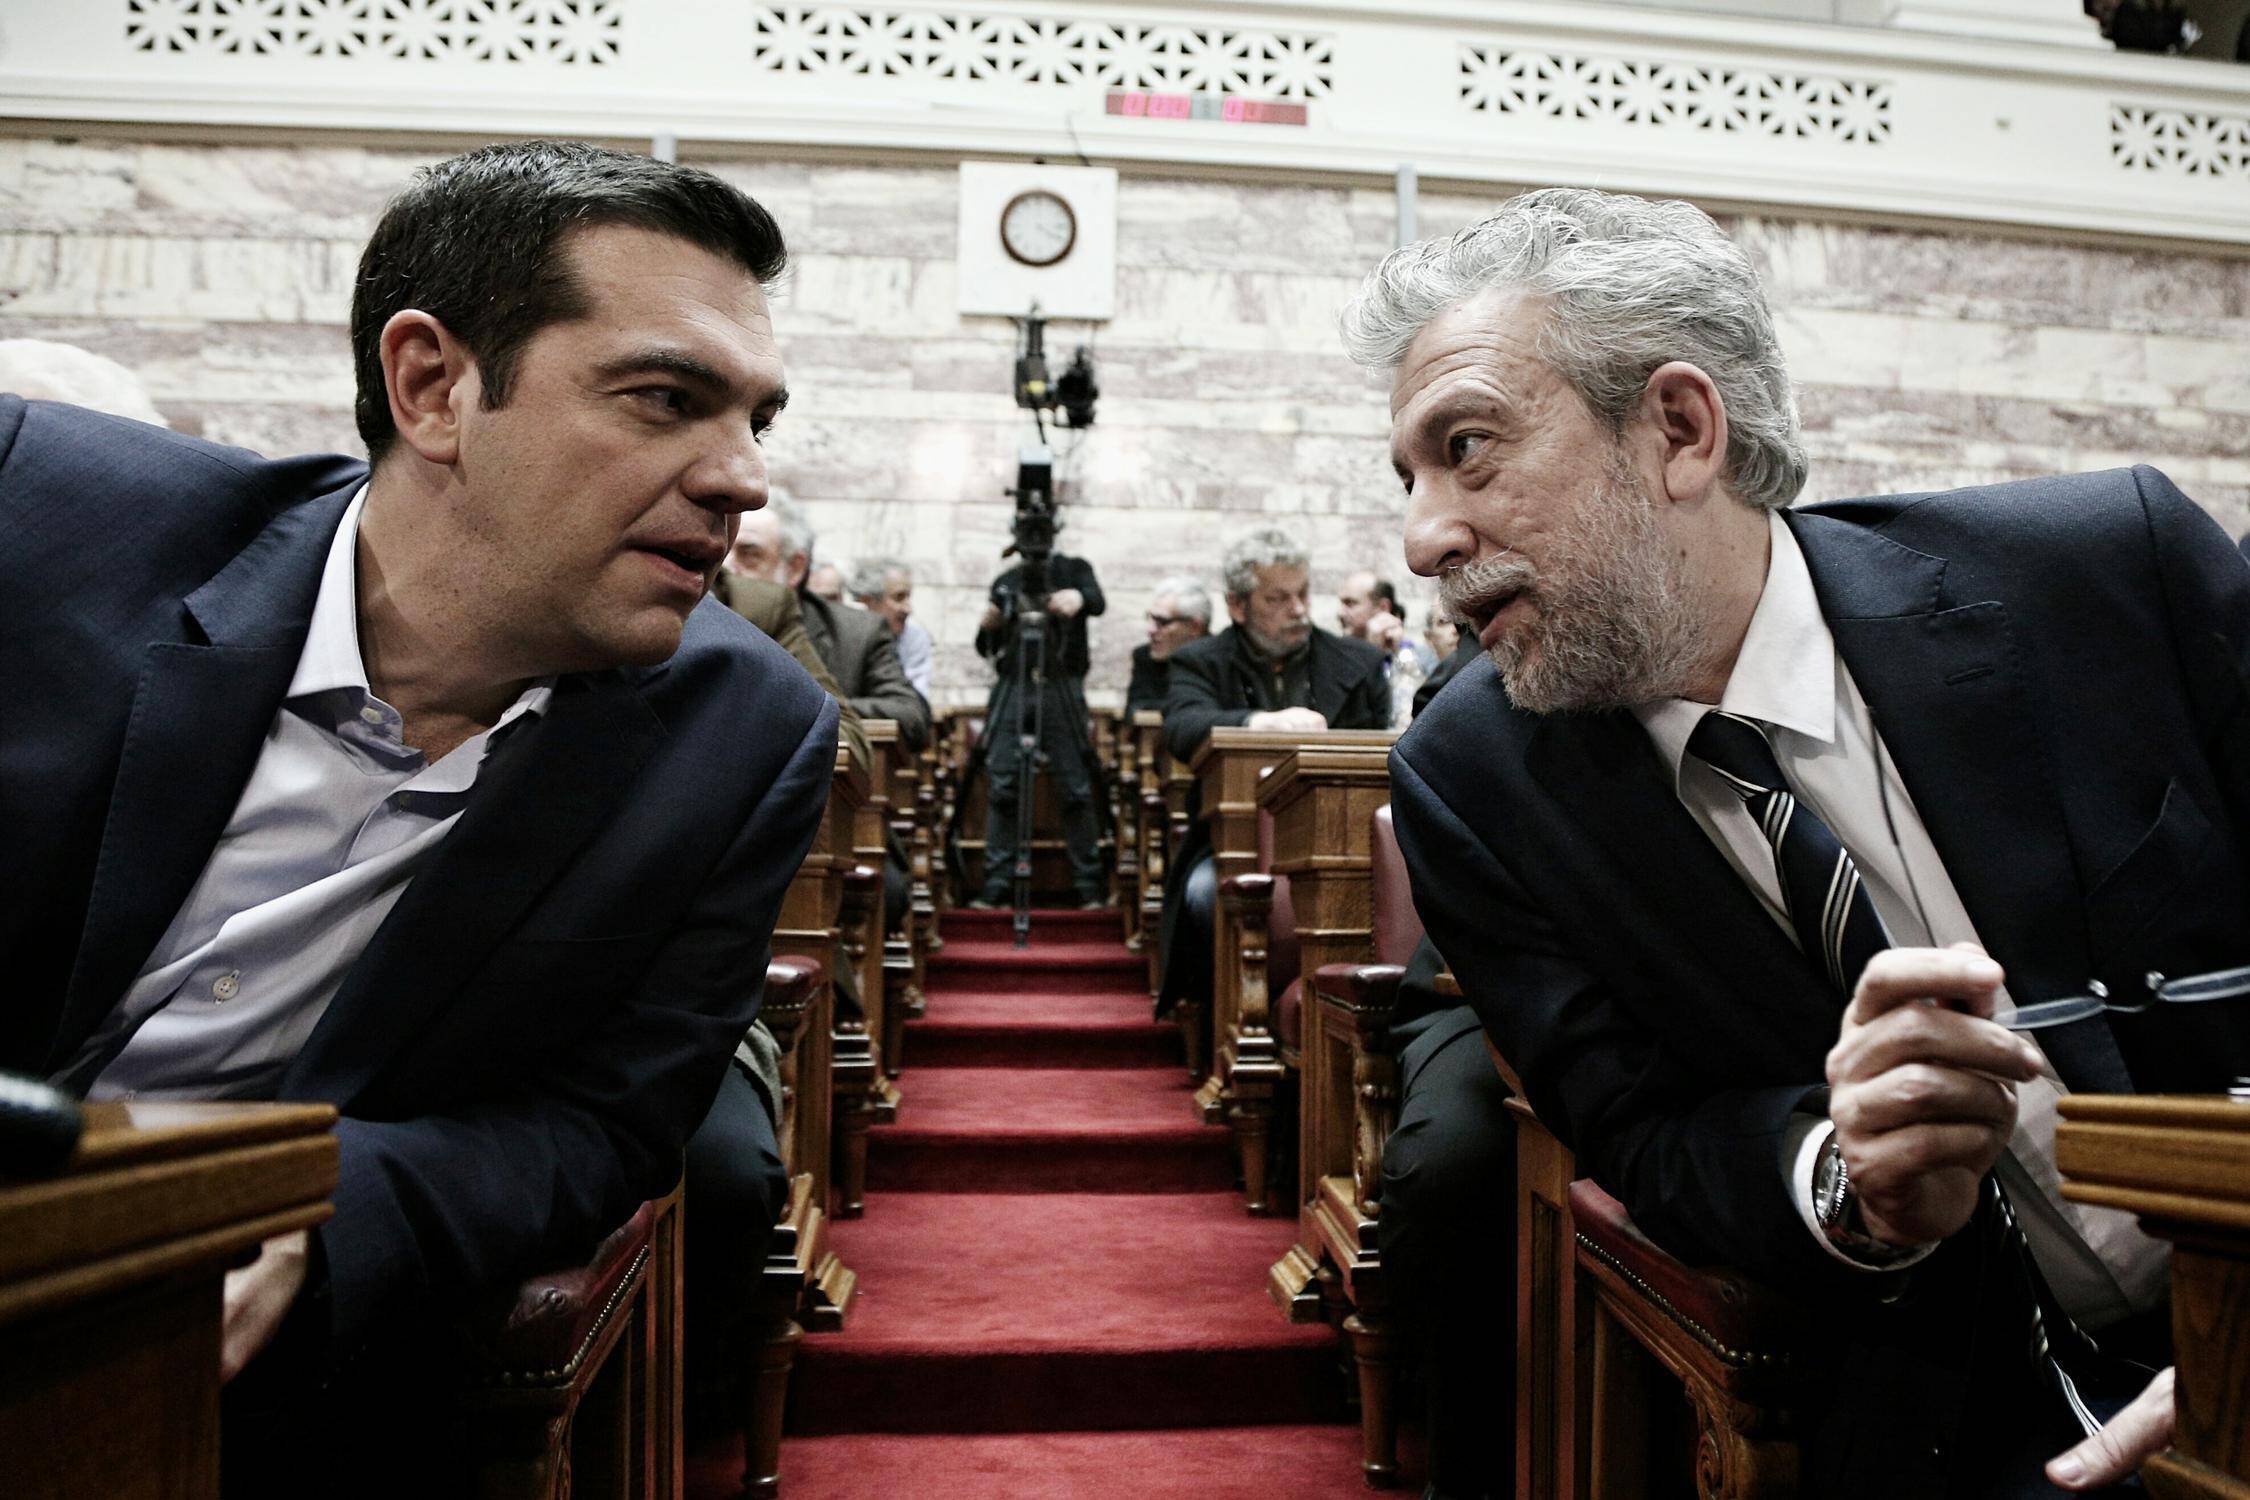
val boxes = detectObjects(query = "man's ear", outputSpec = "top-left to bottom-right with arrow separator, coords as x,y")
1226,595 -> 1249,627
379,310 -> 476,467
1639,361 -> 1729,507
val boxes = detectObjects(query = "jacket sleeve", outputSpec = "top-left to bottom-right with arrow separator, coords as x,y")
852,627 -> 931,753
773,592 -> 871,772
1387,743 -> 1888,1296
1333,651 -> 1393,731
1163,643 -> 1250,761
975,571 -> 1012,662
317,696 -> 840,1349
1068,555 -> 1106,619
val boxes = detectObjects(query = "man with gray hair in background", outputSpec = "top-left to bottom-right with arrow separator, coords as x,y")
1124,573 -> 1212,716
848,555 -> 934,702
728,489 -> 929,750
1369,188 -> 2246,1497
1152,528 -> 1389,1030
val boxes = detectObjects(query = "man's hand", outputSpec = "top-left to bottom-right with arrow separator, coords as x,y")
2048,1366 -> 2175,1489
1045,588 -> 1085,619
1825,944 -> 2043,1246
1365,609 -> 1406,653
1246,707 -> 1328,734
221,1229 -> 309,1383
979,602 -> 1005,632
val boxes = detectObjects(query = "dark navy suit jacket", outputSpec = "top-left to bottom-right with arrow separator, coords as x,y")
1392,466 -> 2250,1496
0,397 -> 839,1350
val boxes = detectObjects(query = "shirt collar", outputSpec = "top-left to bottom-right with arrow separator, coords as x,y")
1634,508 -> 1837,788
285,485 -> 555,732
287,484 -> 373,700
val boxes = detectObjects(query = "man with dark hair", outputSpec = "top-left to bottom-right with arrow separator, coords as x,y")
0,140 -> 836,1481
1154,530 -> 1390,1019
969,549 -> 1109,909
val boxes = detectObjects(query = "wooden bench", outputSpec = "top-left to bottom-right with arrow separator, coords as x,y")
1186,728 -> 1395,1187
740,956 -> 838,1500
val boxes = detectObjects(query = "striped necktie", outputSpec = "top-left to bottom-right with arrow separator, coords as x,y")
1686,710 -> 1888,995
1688,710 -> 2116,1430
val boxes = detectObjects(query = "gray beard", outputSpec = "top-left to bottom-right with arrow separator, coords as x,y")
1444,458 -> 1717,714
1243,622 -> 1307,658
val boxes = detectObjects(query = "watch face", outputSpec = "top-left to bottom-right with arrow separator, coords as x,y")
1001,190 -> 1076,267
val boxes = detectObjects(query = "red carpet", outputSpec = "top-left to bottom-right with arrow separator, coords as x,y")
690,904 -> 1381,1497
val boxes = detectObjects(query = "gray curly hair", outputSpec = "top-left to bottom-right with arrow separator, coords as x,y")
1340,188 -> 1805,512
1151,573 -> 1212,626
1221,530 -> 1310,600
847,556 -> 908,600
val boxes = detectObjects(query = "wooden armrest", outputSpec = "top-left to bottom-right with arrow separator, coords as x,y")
1219,872 -> 1277,906
1310,961 -> 1407,1021
460,1197 -> 658,1386
1568,1179 -> 1804,1378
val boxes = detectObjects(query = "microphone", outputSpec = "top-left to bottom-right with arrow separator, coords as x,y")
0,1070 -> 85,1175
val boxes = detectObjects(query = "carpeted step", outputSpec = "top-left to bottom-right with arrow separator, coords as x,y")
925,938 -> 1146,995
942,907 -> 1126,942
718,1425 -> 1372,1499
908,991 -> 1179,1070
787,1193 -> 1339,1436
867,1067 -> 1229,1193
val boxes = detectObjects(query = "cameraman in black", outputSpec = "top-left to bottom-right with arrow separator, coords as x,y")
968,548 -> 1108,911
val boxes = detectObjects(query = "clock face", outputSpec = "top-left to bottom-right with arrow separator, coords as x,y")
1000,189 -> 1076,267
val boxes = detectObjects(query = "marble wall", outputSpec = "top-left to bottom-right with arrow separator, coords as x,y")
5,136 -> 2248,705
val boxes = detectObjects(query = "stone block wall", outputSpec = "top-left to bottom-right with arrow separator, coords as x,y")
4,136 -> 2248,704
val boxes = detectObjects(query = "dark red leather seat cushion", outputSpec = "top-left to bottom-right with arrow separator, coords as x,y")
1566,1179 -> 1800,1362
1257,805 -> 1299,998
1275,976 -> 1305,1050
1371,804 -> 1421,967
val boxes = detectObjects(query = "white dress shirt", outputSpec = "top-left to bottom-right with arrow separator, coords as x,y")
896,618 -> 934,701
60,489 -> 552,1102
1631,510 -> 2166,1328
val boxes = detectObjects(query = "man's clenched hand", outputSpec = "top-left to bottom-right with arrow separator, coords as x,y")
1825,944 -> 2043,1246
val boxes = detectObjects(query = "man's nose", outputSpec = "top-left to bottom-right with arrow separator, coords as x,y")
688,427 -> 769,516
1402,483 -> 1473,579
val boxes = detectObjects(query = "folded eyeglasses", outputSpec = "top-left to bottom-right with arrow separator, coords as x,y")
2000,964 -> 2250,1032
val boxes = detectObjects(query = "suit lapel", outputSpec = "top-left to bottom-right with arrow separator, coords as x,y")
50,484 -> 355,1072
1526,710 -> 1843,1057
1791,510 -> 2132,1093
281,672 -> 665,1107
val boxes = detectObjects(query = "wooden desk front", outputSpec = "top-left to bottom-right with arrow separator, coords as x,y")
2,1099 -> 337,1500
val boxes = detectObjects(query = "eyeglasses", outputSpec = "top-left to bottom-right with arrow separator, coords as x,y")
1146,613 -> 1190,628
2000,963 -> 2250,1031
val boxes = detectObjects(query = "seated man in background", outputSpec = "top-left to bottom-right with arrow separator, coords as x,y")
1125,574 -> 1212,715
1340,568 -> 1437,727
970,545 -> 1109,909
0,141 -> 837,1483
730,490 -> 930,752
1366,188 -> 2245,1497
850,554 -> 935,702
805,559 -> 847,602
1154,530 -> 1389,1019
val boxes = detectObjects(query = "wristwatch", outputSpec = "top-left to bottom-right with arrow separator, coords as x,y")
1813,1135 -> 1921,1268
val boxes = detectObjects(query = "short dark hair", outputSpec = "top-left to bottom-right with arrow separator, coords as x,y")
350,140 -> 788,464
1369,578 -> 1400,611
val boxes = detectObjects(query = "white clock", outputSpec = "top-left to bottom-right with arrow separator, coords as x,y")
1000,189 -> 1077,268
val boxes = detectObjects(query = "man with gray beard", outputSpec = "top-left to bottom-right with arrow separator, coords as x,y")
1365,189 -> 2249,1498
